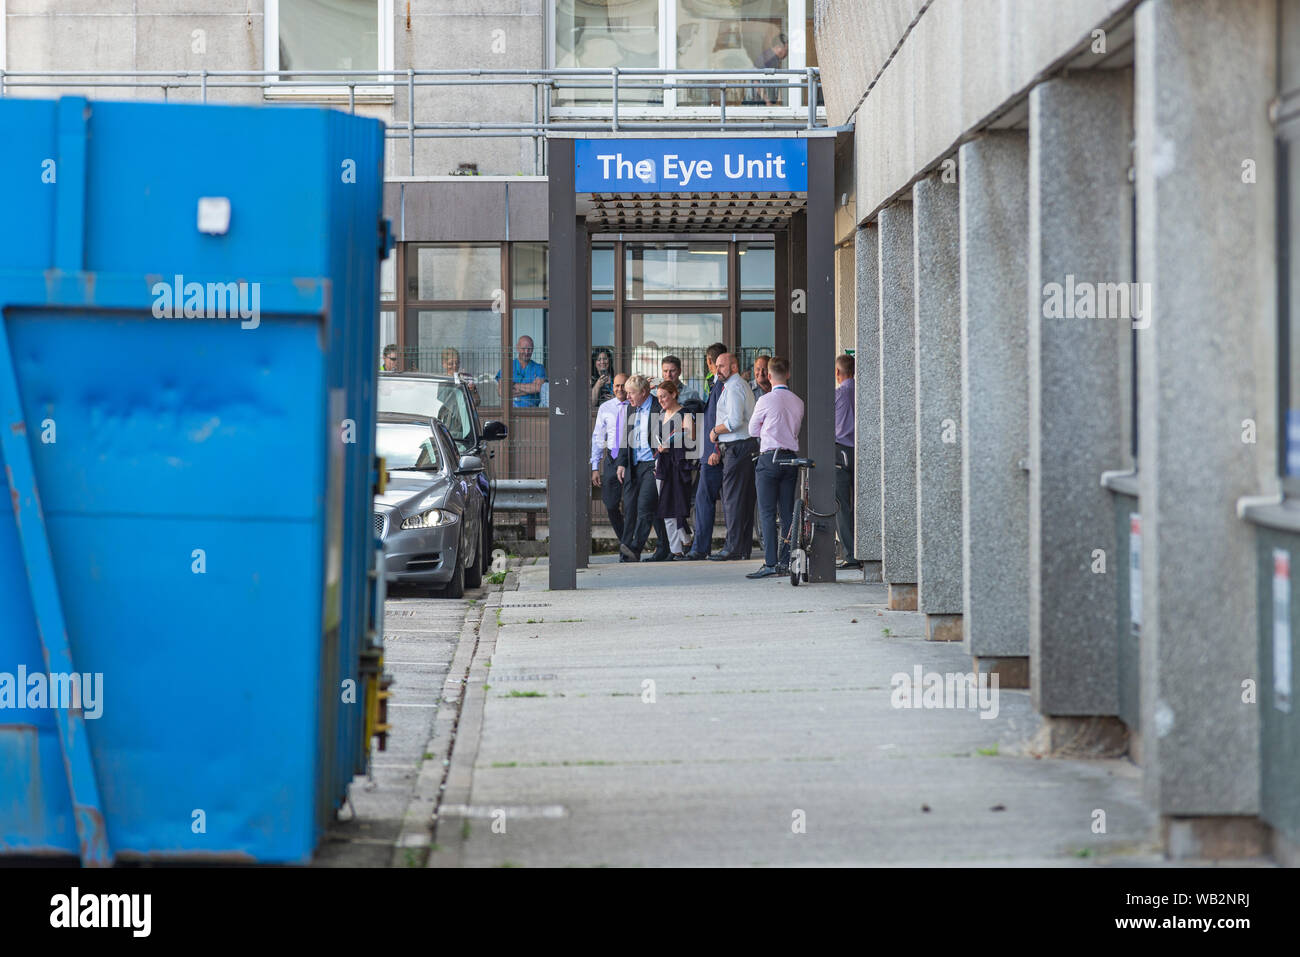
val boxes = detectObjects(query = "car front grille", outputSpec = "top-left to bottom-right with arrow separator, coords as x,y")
373,511 -> 388,540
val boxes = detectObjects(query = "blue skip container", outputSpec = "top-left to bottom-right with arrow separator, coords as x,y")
0,97 -> 389,864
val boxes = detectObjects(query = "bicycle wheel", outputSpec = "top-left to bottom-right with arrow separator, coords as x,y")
789,499 -> 803,586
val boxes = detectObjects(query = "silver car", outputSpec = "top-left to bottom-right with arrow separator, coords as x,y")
374,413 -> 487,598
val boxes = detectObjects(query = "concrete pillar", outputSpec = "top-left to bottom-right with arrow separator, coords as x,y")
547,139 -> 579,590
959,132 -> 1030,682
1135,0 -> 1271,854
878,201 -> 917,610
912,175 -> 963,640
1027,72 -> 1131,726
806,136 -> 839,583
854,223 -> 882,575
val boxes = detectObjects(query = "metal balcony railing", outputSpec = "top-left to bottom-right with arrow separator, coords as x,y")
0,67 -> 826,175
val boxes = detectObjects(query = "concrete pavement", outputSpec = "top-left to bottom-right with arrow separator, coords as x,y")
427,555 -> 1175,867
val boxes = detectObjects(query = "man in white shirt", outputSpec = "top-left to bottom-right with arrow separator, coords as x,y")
590,373 -> 629,542
707,352 -> 758,561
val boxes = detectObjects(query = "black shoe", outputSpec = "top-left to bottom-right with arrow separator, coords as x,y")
708,552 -> 738,562
643,552 -> 672,563
746,565 -> 779,579
680,552 -> 707,561
672,553 -> 691,561
619,543 -> 637,561
837,559 -> 863,570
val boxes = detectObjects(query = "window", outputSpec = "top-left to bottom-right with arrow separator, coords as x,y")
626,242 -> 728,299
509,308 -> 550,408
406,244 -> 501,301
555,0 -> 661,105
739,309 -> 775,369
627,311 -> 722,384
414,309 -> 503,408
264,0 -> 393,92
550,0 -> 811,111
513,243 -> 549,301
676,0 -> 790,106
739,241 -> 775,298
592,244 -> 617,299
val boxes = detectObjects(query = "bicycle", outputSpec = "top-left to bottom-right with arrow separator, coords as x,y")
778,457 -> 837,586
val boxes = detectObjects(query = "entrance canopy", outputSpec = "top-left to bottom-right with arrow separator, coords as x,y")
547,131 -> 838,589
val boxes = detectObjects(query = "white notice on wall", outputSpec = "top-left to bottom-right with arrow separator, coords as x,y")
1129,513 -> 1141,636
1273,548 -> 1292,714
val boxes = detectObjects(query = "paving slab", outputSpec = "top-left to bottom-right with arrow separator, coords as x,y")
453,556 -> 1162,867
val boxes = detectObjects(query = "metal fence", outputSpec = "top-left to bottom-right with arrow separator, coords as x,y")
0,67 -> 826,175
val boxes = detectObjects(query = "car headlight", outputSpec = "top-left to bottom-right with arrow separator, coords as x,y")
401,508 -> 457,529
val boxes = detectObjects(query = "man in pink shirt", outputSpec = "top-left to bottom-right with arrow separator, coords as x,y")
745,355 -> 805,579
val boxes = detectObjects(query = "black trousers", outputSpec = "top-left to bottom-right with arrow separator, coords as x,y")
600,455 -> 624,542
720,438 -> 757,558
620,459 -> 659,554
834,443 -> 858,561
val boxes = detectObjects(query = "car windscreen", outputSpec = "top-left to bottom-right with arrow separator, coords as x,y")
376,422 -> 441,472
377,378 -> 476,453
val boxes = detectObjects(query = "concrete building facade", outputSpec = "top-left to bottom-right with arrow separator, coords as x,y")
816,0 -> 1298,863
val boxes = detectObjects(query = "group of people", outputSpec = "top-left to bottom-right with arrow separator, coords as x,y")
381,336 -> 548,409
590,344 -> 863,579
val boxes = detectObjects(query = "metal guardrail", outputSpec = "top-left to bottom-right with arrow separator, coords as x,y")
492,479 -> 547,513
0,67 -> 825,175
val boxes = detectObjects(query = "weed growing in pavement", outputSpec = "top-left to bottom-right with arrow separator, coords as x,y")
976,743 -> 999,756
488,572 -> 507,585
508,690 -> 546,698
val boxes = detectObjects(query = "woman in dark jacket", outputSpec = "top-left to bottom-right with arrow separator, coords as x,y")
653,379 -> 696,558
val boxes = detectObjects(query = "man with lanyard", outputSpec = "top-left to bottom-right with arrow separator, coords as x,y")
681,345 -> 729,560
591,373 -> 629,543
707,352 -> 757,561
746,356 -> 805,579
615,375 -> 661,563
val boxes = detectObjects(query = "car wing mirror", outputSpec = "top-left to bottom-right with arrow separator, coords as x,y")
481,420 -> 508,441
456,454 -> 485,474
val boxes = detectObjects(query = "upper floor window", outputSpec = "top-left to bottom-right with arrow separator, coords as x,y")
552,0 -> 811,111
264,0 -> 394,94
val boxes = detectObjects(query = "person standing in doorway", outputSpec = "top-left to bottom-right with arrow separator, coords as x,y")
834,354 -> 863,570
751,353 -> 772,402
381,343 -> 401,373
747,356 -> 805,579
653,379 -> 695,559
499,335 -> 547,408
708,353 -> 757,561
591,372 -> 629,542
682,343 -> 728,560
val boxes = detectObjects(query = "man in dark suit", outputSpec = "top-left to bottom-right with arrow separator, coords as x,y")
616,374 -> 663,562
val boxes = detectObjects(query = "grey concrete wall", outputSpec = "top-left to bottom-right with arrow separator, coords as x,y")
959,131 -> 1030,657
912,174 -> 963,614
878,201 -> 917,584
812,0 -> 1136,223
2,1 -> 545,177
1135,0 -> 1271,816
855,223 -> 883,563
1027,71 -> 1131,716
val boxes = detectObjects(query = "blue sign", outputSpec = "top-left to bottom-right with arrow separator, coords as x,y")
574,138 -> 808,193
